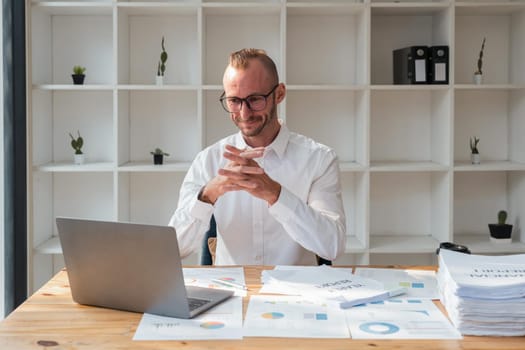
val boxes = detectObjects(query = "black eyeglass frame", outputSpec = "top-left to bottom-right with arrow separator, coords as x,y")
219,84 -> 279,113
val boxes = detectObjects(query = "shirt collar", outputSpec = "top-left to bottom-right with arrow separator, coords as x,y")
233,119 -> 290,160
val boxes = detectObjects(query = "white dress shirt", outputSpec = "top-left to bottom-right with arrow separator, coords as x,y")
169,121 -> 346,265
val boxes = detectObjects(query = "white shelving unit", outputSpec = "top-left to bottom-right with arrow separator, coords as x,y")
27,0 -> 525,291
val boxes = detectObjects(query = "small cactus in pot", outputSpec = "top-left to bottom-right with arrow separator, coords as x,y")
156,36 -> 168,85
69,131 -> 85,165
150,148 -> 169,165
473,37 -> 485,84
72,65 -> 86,85
470,136 -> 480,164
488,210 -> 513,243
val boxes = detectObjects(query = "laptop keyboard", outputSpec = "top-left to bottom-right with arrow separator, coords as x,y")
188,297 -> 211,311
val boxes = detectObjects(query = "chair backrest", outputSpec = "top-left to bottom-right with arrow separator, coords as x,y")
200,216 -> 217,265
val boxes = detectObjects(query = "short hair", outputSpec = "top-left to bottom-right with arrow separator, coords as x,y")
228,48 -> 279,84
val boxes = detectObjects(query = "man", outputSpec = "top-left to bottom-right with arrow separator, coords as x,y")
169,48 -> 346,265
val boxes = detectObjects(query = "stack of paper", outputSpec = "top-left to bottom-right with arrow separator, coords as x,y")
437,249 -> 525,336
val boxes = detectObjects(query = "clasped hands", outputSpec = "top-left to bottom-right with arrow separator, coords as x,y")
199,144 -> 281,206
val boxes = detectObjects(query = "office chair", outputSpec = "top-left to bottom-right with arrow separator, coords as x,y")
201,215 -> 331,266
200,216 -> 217,265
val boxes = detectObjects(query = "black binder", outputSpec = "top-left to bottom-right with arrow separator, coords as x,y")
393,46 -> 428,84
428,46 -> 449,84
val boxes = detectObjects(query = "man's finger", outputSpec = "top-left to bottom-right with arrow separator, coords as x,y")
219,165 -> 264,175
239,148 -> 264,158
223,151 -> 262,167
224,144 -> 244,154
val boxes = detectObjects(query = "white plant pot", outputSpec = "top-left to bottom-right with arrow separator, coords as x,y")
471,153 -> 480,164
473,73 -> 483,85
156,75 -> 164,85
74,154 -> 84,165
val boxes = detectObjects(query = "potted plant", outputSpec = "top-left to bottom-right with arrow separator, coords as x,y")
150,148 -> 169,165
473,37 -> 485,85
156,36 -> 168,85
69,131 -> 84,164
72,65 -> 86,85
470,136 -> 480,164
488,210 -> 513,243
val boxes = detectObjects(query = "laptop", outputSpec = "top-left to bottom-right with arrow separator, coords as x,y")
56,217 -> 233,319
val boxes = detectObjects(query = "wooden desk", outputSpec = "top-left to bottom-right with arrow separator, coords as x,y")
0,266 -> 524,350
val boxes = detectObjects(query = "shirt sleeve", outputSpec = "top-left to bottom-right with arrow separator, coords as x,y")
168,153 -> 215,259
268,153 -> 347,261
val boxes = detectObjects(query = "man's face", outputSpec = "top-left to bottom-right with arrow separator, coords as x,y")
223,60 -> 279,139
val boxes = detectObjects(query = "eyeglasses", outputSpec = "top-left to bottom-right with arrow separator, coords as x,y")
220,84 -> 279,113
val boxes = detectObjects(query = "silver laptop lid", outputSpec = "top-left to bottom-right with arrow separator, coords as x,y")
56,217 -> 232,319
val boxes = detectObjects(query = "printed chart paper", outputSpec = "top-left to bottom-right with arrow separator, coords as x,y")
243,295 -> 350,338
133,296 -> 243,340
183,267 -> 247,296
354,267 -> 439,299
345,298 -> 462,340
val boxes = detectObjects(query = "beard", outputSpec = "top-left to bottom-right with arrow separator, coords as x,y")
232,103 -> 277,138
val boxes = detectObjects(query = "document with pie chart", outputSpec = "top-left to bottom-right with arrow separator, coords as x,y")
345,298 -> 462,339
133,296 -> 243,341
243,295 -> 350,338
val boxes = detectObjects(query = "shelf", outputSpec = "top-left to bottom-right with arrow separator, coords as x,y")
287,84 -> 367,91
370,0 -> 449,2
454,84 -> 525,91
31,6 -> 113,85
454,161 -> 525,172
371,84 -> 449,91
27,0 -> 525,292
117,2 -> 199,15
454,234 -> 525,254
339,162 -> 367,172
345,236 -> 366,254
202,3 -> 281,15
286,2 -> 365,15
33,84 -> 114,91
117,84 -> 199,91
118,161 -> 191,172
369,235 -> 441,254
371,3 -> 450,16
34,161 -> 114,172
370,161 -> 449,172
32,2 -> 113,16
34,236 -> 62,255
455,2 -> 525,15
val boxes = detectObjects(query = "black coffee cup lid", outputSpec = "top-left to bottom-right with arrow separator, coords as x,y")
436,242 -> 471,255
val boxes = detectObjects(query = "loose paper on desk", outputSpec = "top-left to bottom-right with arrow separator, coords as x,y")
243,295 -> 350,338
345,298 -> 462,340
261,265 -> 393,308
133,296 -> 243,340
260,265 -> 352,295
183,267 -> 247,296
354,267 -> 439,299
